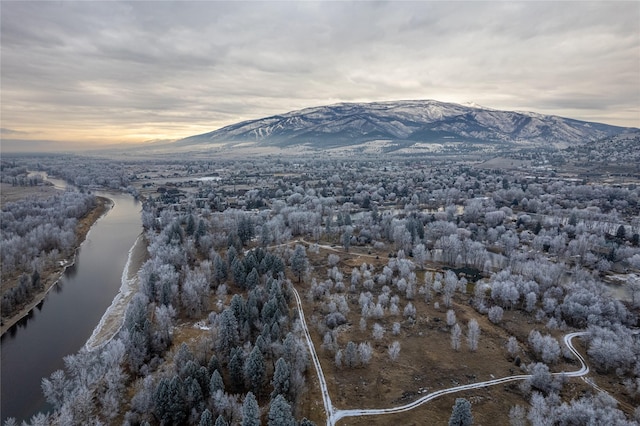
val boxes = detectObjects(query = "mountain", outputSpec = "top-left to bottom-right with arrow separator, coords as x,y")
177,100 -> 634,152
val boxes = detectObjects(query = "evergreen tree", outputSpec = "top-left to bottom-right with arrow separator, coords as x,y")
241,391 -> 260,426
216,309 -> 239,361
153,377 -> 172,424
186,214 -> 196,236
271,357 -> 291,400
238,216 -> 254,246
268,394 -> 296,426
213,254 -> 227,285
208,354 -> 221,375
167,375 -> 187,424
227,246 -> 238,268
230,294 -> 247,323
209,369 -> 225,395
232,257 -> 247,287
246,268 -> 260,290
244,345 -> 266,396
229,347 -> 245,393
215,415 -> 229,426
291,244 -> 308,283
184,376 -> 204,413
449,398 -> 473,426
199,409 -> 213,426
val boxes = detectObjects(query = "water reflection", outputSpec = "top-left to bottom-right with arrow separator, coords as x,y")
0,192 -> 142,423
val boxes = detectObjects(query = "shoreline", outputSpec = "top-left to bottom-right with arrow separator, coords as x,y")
0,196 -> 112,337
84,232 -> 148,351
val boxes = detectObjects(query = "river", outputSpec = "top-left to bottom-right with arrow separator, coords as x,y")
0,178 -> 142,423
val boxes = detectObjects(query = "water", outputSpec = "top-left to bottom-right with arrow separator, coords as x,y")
0,190 -> 142,423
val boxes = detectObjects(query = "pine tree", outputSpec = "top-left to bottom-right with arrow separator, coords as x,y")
199,408 -> 214,426
244,345 -> 266,396
216,309 -> 239,361
167,375 -> 187,424
208,355 -> 221,375
291,244 -> 308,283
209,369 -> 225,395
268,394 -> 296,426
449,398 -> 473,426
213,254 -> 227,284
242,392 -> 260,426
246,268 -> 260,290
229,347 -> 245,393
232,257 -> 247,287
215,415 -> 229,426
184,376 -> 204,413
271,357 -> 291,400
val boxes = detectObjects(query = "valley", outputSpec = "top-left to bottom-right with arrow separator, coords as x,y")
2,141 -> 639,425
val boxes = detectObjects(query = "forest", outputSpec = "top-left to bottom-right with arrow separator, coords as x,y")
1,161 -> 98,322
2,150 -> 639,425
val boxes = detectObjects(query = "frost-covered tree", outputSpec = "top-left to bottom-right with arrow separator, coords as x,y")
291,244 -> 308,283
446,309 -> 457,327
451,324 -> 462,351
388,341 -> 401,361
271,357 -> 291,400
507,336 -> 519,358
403,302 -> 416,320
448,398 -> 473,426
200,409 -> 214,426
344,341 -> 360,368
392,322 -> 401,336
467,319 -> 480,352
241,392 -> 260,426
372,323 -> 385,340
508,405 -> 526,426
244,345 -> 266,396
358,342 -> 373,365
268,394 -> 295,426
528,330 -> 561,364
488,306 -> 503,324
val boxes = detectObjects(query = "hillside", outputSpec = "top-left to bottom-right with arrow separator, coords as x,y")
177,100 -> 634,152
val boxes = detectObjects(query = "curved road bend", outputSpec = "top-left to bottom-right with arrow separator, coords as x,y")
290,286 -> 590,426
332,332 -> 588,422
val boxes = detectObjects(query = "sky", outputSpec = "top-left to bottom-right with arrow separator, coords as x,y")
1,1 -> 639,151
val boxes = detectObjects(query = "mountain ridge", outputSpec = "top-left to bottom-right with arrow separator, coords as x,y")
177,100 -> 635,150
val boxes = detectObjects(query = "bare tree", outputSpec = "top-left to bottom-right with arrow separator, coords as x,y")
451,324 -> 461,351
467,319 -> 480,352
388,341 -> 401,361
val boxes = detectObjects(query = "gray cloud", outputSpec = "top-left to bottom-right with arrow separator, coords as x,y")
1,1 -> 638,148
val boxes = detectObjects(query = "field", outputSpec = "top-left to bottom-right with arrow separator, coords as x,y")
288,241 -> 627,425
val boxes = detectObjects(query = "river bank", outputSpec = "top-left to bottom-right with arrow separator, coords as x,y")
0,196 -> 112,337
84,232 -> 148,350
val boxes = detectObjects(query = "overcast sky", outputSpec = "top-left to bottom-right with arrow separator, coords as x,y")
1,1 -> 638,150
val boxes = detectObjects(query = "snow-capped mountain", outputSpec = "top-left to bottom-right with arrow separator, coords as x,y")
177,100 -> 633,151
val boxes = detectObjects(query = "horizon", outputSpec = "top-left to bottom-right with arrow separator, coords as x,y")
2,98 -> 638,154
1,1 -> 639,152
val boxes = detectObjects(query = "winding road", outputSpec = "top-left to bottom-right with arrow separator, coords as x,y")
289,278 -> 590,426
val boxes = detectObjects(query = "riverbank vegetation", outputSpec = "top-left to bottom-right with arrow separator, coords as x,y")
0,160 -> 110,335
2,150 -> 639,425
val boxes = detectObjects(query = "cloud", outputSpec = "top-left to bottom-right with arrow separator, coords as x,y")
1,1 -> 638,147
0,128 -> 30,136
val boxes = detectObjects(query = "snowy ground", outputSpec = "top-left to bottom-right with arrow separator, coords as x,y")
84,234 -> 146,351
